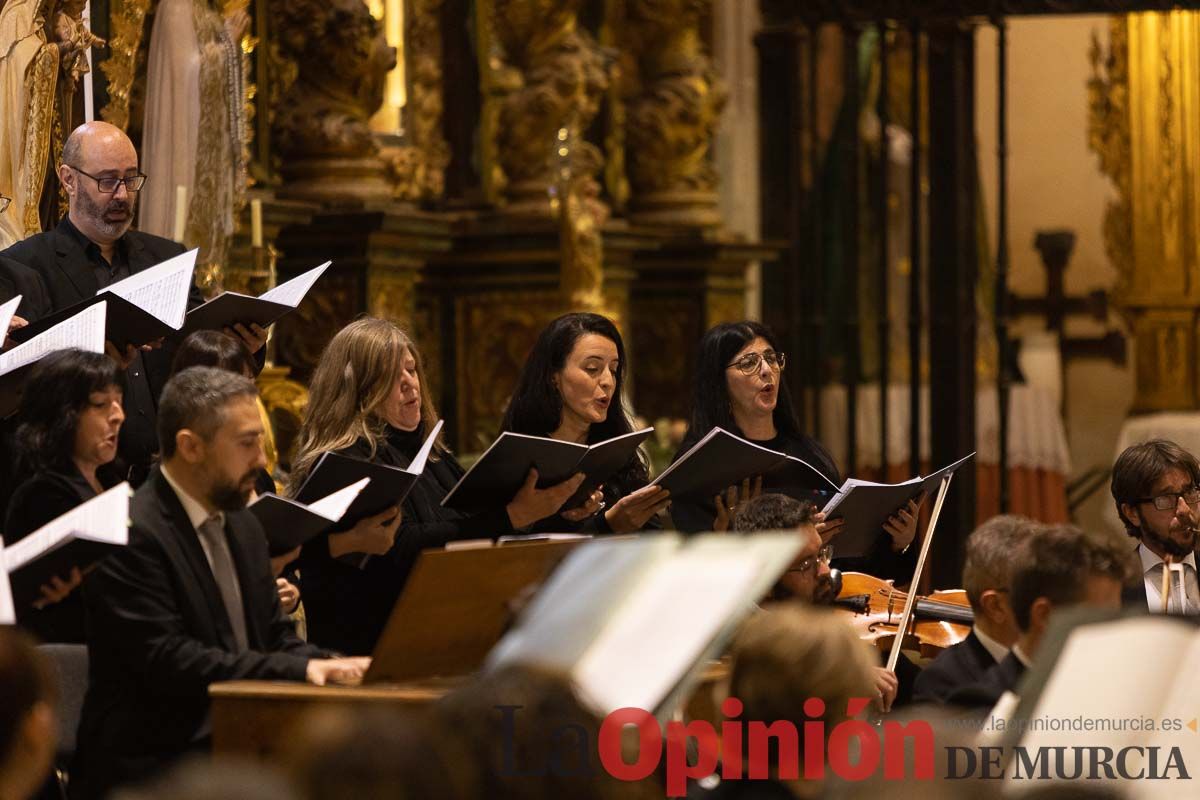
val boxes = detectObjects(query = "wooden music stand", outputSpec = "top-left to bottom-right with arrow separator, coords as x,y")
363,539 -> 585,684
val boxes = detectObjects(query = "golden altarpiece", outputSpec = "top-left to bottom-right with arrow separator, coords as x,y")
89,0 -> 774,456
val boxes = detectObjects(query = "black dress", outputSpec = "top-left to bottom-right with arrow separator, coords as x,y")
296,424 -> 515,656
669,430 -> 918,583
4,464 -> 120,643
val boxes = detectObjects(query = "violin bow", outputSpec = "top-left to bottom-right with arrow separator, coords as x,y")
884,471 -> 954,674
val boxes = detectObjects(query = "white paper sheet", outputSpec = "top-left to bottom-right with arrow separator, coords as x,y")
0,295 -> 22,341
0,539 -> 14,625
259,262 -> 331,307
406,419 -> 443,475
3,482 -> 131,571
97,248 -> 197,328
307,476 -> 372,521
0,302 -> 107,375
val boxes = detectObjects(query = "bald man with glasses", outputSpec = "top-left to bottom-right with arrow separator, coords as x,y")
1112,439 -> 1200,614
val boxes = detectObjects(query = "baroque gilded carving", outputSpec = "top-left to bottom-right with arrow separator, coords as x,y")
99,0 -> 152,130
388,0 -> 450,203
267,0 -> 396,202
619,0 -> 727,227
274,269 -> 359,380
481,0 -> 613,216
1087,20 -> 1133,295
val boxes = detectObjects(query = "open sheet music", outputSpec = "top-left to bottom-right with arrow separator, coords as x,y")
0,303 -> 107,417
98,249 -> 196,328
0,295 -> 21,343
180,261 -> 330,337
3,483 -> 131,607
442,427 -> 653,511
0,540 -> 13,625
487,533 -> 801,716
651,427 -> 839,502
820,452 -> 974,558
250,476 -> 371,556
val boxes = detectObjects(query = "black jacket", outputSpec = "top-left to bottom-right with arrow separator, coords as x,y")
4,465 -> 118,643
945,651 -> 1027,711
71,468 -> 328,798
0,254 -> 52,320
296,425 -> 515,656
913,630 -> 999,705
0,219 -> 202,478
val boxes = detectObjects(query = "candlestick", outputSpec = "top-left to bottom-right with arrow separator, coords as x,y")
250,199 -> 263,248
173,185 -> 188,243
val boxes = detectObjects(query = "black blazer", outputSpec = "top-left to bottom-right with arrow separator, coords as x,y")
4,466 -> 116,643
0,254 -> 51,321
946,651 -> 1027,711
71,468 -> 329,798
1,220 -> 201,477
913,630 -> 999,705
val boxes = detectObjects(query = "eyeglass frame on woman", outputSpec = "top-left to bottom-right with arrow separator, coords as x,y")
726,349 -> 786,375
788,544 -> 833,575
1132,487 -> 1200,512
67,165 -> 147,194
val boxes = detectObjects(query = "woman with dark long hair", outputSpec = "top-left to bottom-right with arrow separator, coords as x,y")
5,348 -> 125,642
289,318 -> 596,655
673,321 -> 921,580
500,312 -> 668,533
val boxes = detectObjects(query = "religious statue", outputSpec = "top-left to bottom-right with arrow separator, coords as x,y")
139,0 -> 250,294
0,0 -> 105,247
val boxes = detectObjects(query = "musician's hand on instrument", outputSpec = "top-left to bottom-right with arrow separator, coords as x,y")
32,568 -> 84,609
604,485 -> 670,533
814,511 -> 845,544
884,493 -> 925,552
506,469 -> 586,528
561,488 -> 604,522
872,667 -> 899,713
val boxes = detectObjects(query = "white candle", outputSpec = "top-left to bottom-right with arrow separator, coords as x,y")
173,185 -> 187,243
251,199 -> 263,248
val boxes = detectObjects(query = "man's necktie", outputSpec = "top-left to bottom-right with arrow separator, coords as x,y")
198,516 -> 249,650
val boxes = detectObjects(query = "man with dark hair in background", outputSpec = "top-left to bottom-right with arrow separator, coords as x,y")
1111,439 -> 1200,613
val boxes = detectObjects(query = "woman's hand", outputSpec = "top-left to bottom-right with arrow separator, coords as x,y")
712,476 -> 763,532
33,568 -> 83,609
814,511 -> 846,545
328,505 -> 402,558
604,485 -> 671,533
561,489 -> 604,523
276,577 -> 301,614
505,469 -> 586,529
884,493 -> 925,552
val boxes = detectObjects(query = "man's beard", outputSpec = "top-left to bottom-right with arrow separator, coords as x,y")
1142,523 -> 1198,559
209,471 -> 256,512
76,187 -> 133,239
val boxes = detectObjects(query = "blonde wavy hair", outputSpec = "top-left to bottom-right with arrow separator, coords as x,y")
289,318 -> 442,494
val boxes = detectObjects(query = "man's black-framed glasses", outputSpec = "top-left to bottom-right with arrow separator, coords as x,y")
68,165 -> 147,194
727,349 -> 786,375
789,544 -> 833,575
1133,487 -> 1200,511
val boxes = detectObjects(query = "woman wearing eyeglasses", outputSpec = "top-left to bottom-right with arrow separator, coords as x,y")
499,312 -> 670,534
672,320 -> 922,582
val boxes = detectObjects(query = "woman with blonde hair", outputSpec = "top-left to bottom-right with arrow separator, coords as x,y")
291,318 -> 596,655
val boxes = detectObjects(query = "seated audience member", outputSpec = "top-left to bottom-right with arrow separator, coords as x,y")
695,605 -> 877,800
289,318 -> 592,656
0,629 -> 58,800
948,524 -> 1134,710
169,330 -> 299,616
5,349 -> 125,643
1110,439 -> 1200,613
673,321 -> 922,584
71,367 -> 366,798
500,312 -> 667,533
434,664 -> 661,800
913,515 -> 1035,704
285,707 -> 457,800
732,493 -> 915,712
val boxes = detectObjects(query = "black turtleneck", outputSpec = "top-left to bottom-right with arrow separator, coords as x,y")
296,424 -> 514,655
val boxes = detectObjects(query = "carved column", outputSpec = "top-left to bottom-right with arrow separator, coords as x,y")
267,0 -> 397,203
619,0 -> 727,227
1090,14 -> 1200,412
386,0 -> 451,203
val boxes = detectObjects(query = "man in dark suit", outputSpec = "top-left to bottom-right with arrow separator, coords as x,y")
71,367 -> 369,799
913,515 -> 1035,704
948,524 -> 1134,710
0,122 -> 267,484
1111,439 -> 1200,614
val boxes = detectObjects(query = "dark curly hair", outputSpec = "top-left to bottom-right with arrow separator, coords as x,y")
14,348 -> 123,475
500,312 -> 647,486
